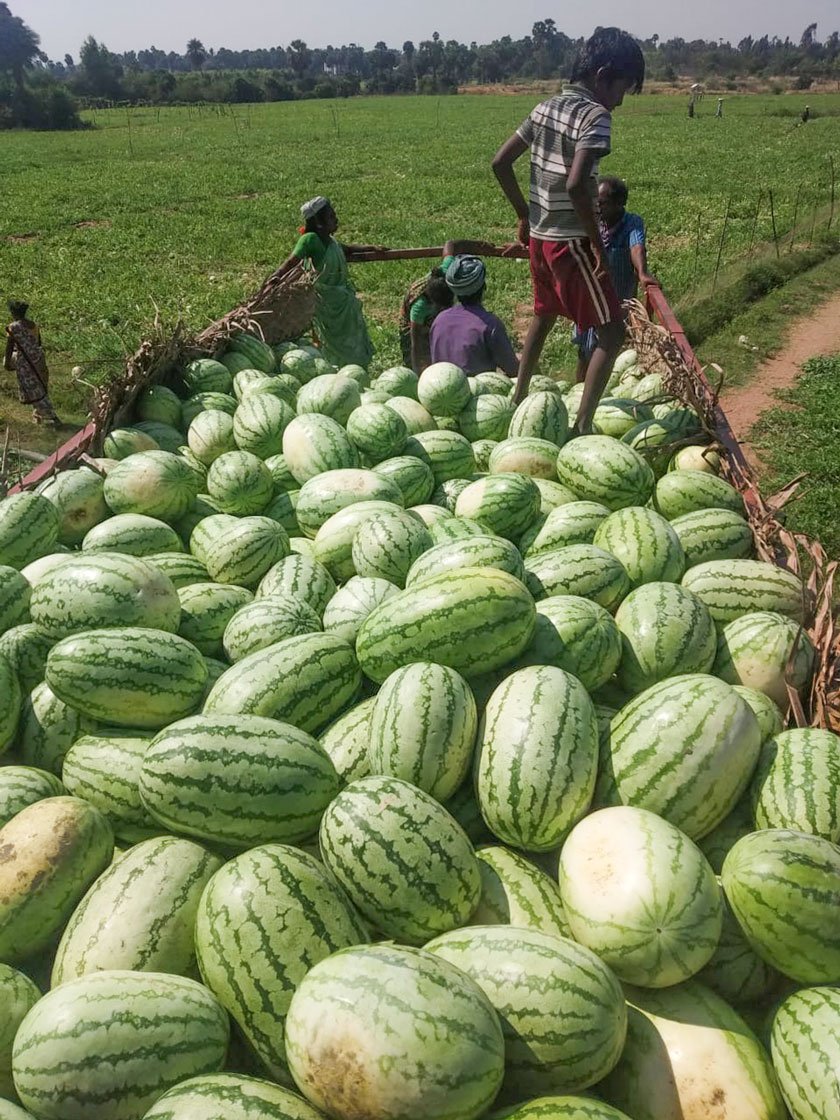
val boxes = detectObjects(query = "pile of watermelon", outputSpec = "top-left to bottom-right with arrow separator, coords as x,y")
0,331 -> 836,1120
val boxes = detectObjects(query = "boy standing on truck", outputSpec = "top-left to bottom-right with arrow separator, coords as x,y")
492,27 -> 645,432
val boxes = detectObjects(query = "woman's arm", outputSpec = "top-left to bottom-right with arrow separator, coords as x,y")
410,322 -> 432,375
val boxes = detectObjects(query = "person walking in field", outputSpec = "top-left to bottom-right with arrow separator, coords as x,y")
572,176 -> 657,380
491,27 -> 645,431
274,197 -> 383,369
428,256 -> 519,377
716,98 -> 724,119
3,300 -> 61,427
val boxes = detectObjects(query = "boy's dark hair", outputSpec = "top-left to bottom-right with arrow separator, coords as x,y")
8,300 -> 29,319
571,28 -> 645,93
425,269 -> 454,311
599,175 -> 629,206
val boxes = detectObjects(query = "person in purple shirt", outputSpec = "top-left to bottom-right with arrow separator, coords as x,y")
429,256 -> 519,377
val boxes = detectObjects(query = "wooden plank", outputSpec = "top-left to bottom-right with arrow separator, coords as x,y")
8,421 -> 97,495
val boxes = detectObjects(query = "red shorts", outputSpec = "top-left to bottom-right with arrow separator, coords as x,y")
529,237 -> 622,328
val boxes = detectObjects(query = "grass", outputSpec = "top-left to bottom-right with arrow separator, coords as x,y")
751,354 -> 840,557
2,90 -> 840,443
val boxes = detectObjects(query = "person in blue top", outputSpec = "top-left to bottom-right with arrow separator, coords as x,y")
572,176 -> 657,379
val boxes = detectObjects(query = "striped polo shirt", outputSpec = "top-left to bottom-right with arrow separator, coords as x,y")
516,85 -> 612,241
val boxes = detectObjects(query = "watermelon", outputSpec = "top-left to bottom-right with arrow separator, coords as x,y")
472,845 -> 569,939
52,836 -> 221,985
346,403 -> 408,462
476,665 -> 598,851
654,469 -> 743,520
376,366 -> 417,398
418,362 -> 472,416
295,468 -> 403,539
670,508 -> 754,567
372,456 -> 435,507
475,370 -> 514,395
713,610 -> 815,706
0,965 -> 39,1101
0,493 -> 59,570
356,566 -> 536,682
263,489 -> 300,534
593,506 -> 685,587
669,444 -> 721,473
139,714 -> 339,848
493,1100 -> 632,1120
524,544 -> 630,611
516,595 -> 622,691
187,409 -> 237,465
206,451 -> 274,515
185,358 -> 234,395
30,553 -> 181,640
104,451 -> 200,523
508,391 -> 569,445
257,555 -> 336,618
751,728 -> 840,842
296,373 -> 360,425
698,893 -> 780,1007
203,632 -> 360,734
555,437 -> 655,510
0,565 -> 31,632
722,828 -> 840,983
593,398 -> 653,438
264,454 -> 298,492
18,551 -> 72,586
368,662 -> 476,801
455,474 -> 541,540
147,552 -> 210,589
189,514 -> 239,566
406,534 -> 525,587
282,415 -> 359,484
0,766 -> 65,828
319,775 -> 480,943
771,986 -> 840,1120
404,430 -> 475,484
182,392 -> 238,427
176,582 -> 252,655
682,559 -> 805,624
233,394 -> 295,460
321,576 -> 399,644
280,349 -> 319,382
471,439 -> 498,472
134,420 -> 187,454
82,513 -> 183,556
233,369 -> 274,399
0,653 -> 21,755
0,797 -> 113,964
432,477 -> 474,512
519,501 -> 608,557
428,514 -> 486,543
697,796 -> 755,875
17,681 -> 89,775
284,944 -> 504,1120
311,500 -> 401,583
614,581 -> 717,693
427,926 -> 626,1096
0,624 -> 52,693
488,437 -> 560,479
384,395 -> 436,435
458,395 -> 514,442
46,627 -> 208,730
141,1074 -> 327,1120
204,517 -> 289,589
735,685 -> 785,743
559,806 -> 723,987
12,970 -> 229,1120
102,427 -> 159,459
319,697 -> 375,786
224,595 -> 321,662
195,844 -> 369,1083
136,384 -> 183,428
351,508 -> 432,587
61,729 -> 157,842
37,468 -> 109,546
228,333 -> 277,373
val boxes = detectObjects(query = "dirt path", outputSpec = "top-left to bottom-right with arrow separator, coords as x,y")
720,290 -> 840,467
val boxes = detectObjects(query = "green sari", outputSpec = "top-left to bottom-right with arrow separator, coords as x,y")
296,235 -> 373,369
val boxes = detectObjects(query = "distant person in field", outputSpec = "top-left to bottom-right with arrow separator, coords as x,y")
572,176 -> 657,380
274,196 -> 383,369
491,27 -> 645,432
428,256 -> 519,377
3,300 -> 61,427
716,98 -> 724,119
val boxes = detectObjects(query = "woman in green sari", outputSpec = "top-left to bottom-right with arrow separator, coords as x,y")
275,197 -> 383,369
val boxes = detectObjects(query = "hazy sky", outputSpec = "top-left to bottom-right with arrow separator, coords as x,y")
24,0 -> 840,61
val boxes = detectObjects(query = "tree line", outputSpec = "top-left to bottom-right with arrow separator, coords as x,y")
2,2 -> 839,129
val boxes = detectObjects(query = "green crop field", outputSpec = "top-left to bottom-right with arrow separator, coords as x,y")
1,90 -> 839,431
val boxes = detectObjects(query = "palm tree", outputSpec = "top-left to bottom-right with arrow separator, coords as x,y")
186,38 -> 206,71
0,3 -> 45,90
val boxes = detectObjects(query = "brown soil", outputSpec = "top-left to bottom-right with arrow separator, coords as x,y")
720,290 -> 840,469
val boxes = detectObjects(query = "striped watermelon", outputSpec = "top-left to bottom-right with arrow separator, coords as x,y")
368,662 -> 476,801
427,926 -> 626,1096
141,1074 -> 327,1120
133,421 -> 185,455
61,729 -> 156,842
351,509 -> 432,587
224,595 -> 321,661
319,775 -> 480,943
0,493 -> 59,570
0,565 -> 30,633
203,632 -> 360,734
599,674 -> 761,839
519,501 -> 608,557
372,455 -> 435,507
532,479 -> 582,515
52,836 -> 221,985
682,559 -> 805,624
471,438 -> 498,472
147,552 -> 210,589
282,415 -> 359,484
311,500 -> 401,583
472,845 -> 569,939
735,684 -> 785,743
204,517 -> 289,589
103,451 -> 200,523
30,553 -> 181,640
750,729 -> 840,841
322,576 -> 399,644
0,797 -> 113,964
0,623 -> 52,693
428,513 -> 485,542
406,534 -> 525,587
318,698 -> 375,785
458,395 -> 514,442
189,514 -> 239,566
0,653 -> 21,755
476,666 -> 598,852
771,987 -> 840,1120
445,781 -> 491,846
404,430 -> 475,484
524,544 -> 630,611
593,397 -> 652,438
474,370 -> 514,395
509,391 -> 569,445
0,766 -> 64,828
263,489 -> 300,534
0,965 -> 39,1101
227,333 -> 277,373
555,437 -> 655,510
295,468 -> 403,538
722,828 -> 840,983
18,551 -> 72,587
346,403 -> 408,462
698,893 -> 780,1007
697,796 -> 755,875
137,384 -> 182,428
264,454 -> 298,492
296,373 -> 361,425
654,469 -> 744,520
670,444 -> 722,474
182,392 -> 238,427
184,357 -> 234,395
435,415 -> 465,432
206,451 -> 274,516
614,582 -> 717,693
139,714 -> 339,848
356,566 -> 536,682
12,970 -> 228,1120
489,437 -> 561,479
37,468 -> 109,546
285,944 -> 503,1120
103,427 -> 159,459
593,506 -> 685,587
600,981 -> 786,1120
176,582 -> 252,656
17,682 -> 89,775
670,508 -> 754,567
384,395 -> 436,435
46,628 -> 208,729
376,366 -> 418,398
257,555 -> 336,618
455,473 -> 541,540
187,409 -> 237,465
233,394 -> 295,460
195,844 -> 369,1083
82,513 -> 183,556
418,362 -> 472,416
516,595 -> 622,691
431,477 -> 474,512
280,349 -> 319,382
559,806 -> 723,987
494,1100 -> 633,1120
713,611 -> 815,706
